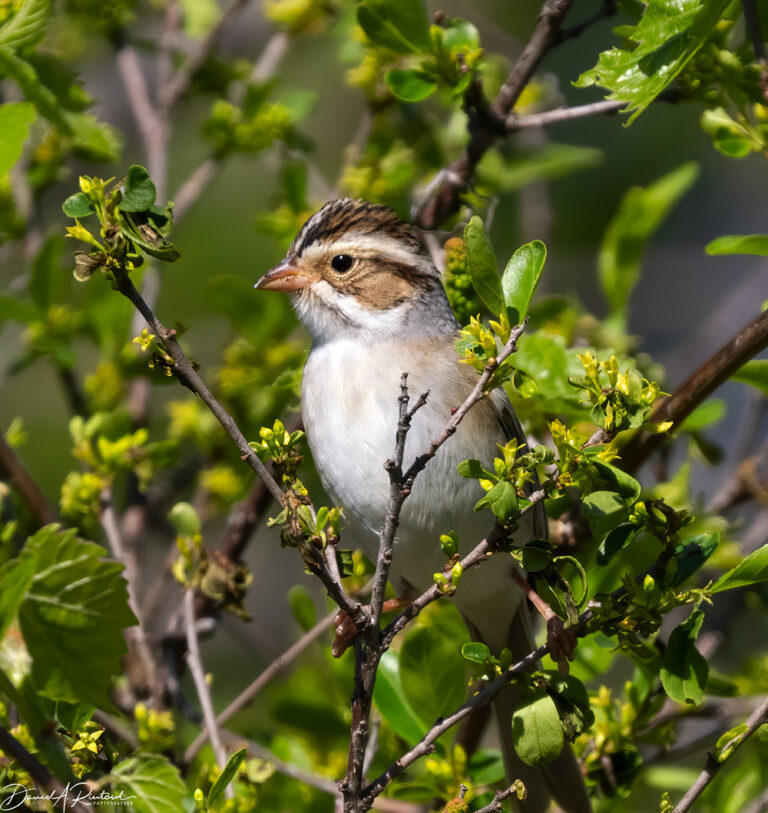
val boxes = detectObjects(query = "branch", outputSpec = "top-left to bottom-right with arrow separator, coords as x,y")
622,308 -> 768,473
0,725 -> 93,813
475,784 -> 524,813
506,99 -> 625,131
0,434 -> 56,526
414,0 -> 576,229
100,487 -> 163,707
672,693 -> 768,813
183,609 -> 337,763
113,270 -> 284,504
183,589 -> 229,780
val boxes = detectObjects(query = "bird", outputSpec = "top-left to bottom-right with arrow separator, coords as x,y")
255,198 -> 590,813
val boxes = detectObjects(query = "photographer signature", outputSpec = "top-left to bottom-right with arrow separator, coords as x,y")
1,783 -> 136,809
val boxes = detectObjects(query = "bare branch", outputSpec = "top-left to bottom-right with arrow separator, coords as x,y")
474,784 -> 524,813
0,434 -> 56,526
0,725 -> 93,812
183,609 -> 337,762
183,589 -> 229,781
506,99 -> 625,131
100,487 -> 163,706
672,693 -> 768,813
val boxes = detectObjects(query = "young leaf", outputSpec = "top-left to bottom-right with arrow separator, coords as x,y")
0,101 -> 35,177
501,240 -> 546,325
580,490 -> 628,538
118,165 -> 157,212
512,690 -> 565,765
110,755 -> 187,813
660,609 -> 709,705
208,748 -> 247,808
386,68 -> 437,102
62,192 -> 94,218
711,543 -> 768,594
464,215 -> 503,315
730,360 -> 768,397
17,525 -> 136,708
596,522 -> 639,566
356,0 -> 431,55
474,480 -> 518,520
706,234 -> 768,256
598,162 -> 699,323
0,0 -> 49,50
461,641 -> 492,664
400,625 -> 467,726
575,0 -> 729,123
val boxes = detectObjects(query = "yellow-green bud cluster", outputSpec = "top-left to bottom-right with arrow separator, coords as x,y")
442,237 -> 477,325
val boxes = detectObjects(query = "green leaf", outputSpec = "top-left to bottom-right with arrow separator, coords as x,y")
464,215 -> 503,315
178,0 -> 221,37
474,480 -> 518,520
461,641 -> 492,664
512,690 -> 564,765
17,525 -> 136,708
730,360 -> 768,396
477,143 -> 603,192
574,0 -> 730,123
0,0 -> 49,50
287,585 -> 316,632
580,490 -> 628,538
0,554 -> 36,639
0,101 -> 35,177
669,532 -> 718,587
0,47 -> 72,133
373,650 -> 427,744
660,608 -> 709,705
119,165 -> 157,212
597,522 -> 639,566
457,458 -> 491,479
518,540 -> 553,573
680,399 -> 725,431
110,755 -> 187,813
386,68 -> 437,101
208,748 -> 247,808
167,502 -> 201,535
61,192 -> 94,218
598,162 -> 699,322
592,459 -> 641,502
706,234 -> 768,256
468,749 -> 505,785
65,111 -> 123,162
400,625 -> 466,726
711,543 -> 768,594
501,240 -> 546,326
356,0 -> 431,55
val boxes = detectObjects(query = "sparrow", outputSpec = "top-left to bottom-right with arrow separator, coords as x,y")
255,198 -> 590,813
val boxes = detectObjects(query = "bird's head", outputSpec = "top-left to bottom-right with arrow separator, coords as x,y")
254,198 -> 456,343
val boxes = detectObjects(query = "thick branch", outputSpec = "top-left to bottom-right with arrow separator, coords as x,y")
672,693 -> 768,813
0,434 -> 56,526
414,0 -> 576,229
622,308 -> 768,473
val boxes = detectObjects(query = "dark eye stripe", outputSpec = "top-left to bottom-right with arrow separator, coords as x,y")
331,254 -> 354,273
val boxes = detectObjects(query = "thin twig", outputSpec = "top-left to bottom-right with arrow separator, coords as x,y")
92,710 -> 140,750
474,784 -> 523,813
183,609 -> 337,762
506,99 -> 625,131
0,725 -> 93,812
184,589 -> 229,786
672,693 -> 768,813
100,487 -> 163,707
0,434 -> 56,526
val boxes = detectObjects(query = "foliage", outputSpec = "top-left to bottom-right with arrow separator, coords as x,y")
0,1 -> 767,813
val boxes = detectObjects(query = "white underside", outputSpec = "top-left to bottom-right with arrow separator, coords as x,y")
303,335 -> 533,652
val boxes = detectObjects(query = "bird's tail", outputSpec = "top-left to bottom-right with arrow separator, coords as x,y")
465,607 -> 591,813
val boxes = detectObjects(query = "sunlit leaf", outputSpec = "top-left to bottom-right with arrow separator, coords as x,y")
730,360 -> 768,397
711,543 -> 768,594
0,101 -> 35,177
512,690 -> 564,765
464,216 -> 503,315
502,240 -> 546,326
706,234 -> 768,256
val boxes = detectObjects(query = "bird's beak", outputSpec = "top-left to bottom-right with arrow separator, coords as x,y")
254,255 -> 311,293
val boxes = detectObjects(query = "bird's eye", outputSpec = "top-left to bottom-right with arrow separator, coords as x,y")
331,254 -> 354,273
